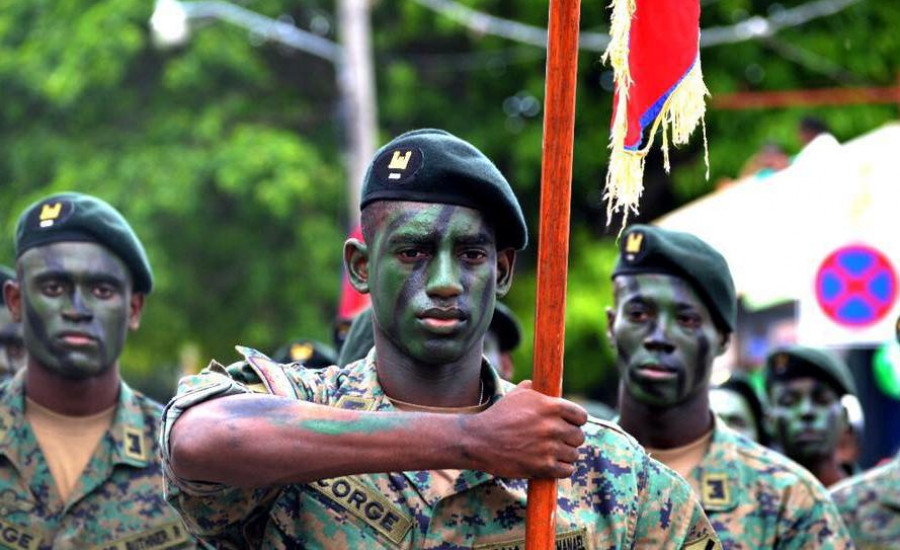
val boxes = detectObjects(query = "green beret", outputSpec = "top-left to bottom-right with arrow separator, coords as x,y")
15,192 -> 153,294
338,308 -> 375,367
766,345 -> 857,397
360,129 -> 528,250
612,224 -> 736,333
271,339 -> 337,369
490,302 -> 522,352
0,266 -> 15,307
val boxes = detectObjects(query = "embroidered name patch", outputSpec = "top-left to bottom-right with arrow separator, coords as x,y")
90,521 -> 191,550
310,476 -> 412,545
474,527 -> 588,550
0,519 -> 41,550
683,534 -> 721,550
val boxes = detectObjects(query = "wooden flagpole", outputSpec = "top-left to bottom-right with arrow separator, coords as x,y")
525,1 -> 581,548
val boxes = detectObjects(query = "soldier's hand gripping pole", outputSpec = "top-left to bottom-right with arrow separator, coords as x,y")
525,1 -> 581,548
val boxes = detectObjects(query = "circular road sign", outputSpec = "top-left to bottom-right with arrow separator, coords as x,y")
815,244 -> 898,328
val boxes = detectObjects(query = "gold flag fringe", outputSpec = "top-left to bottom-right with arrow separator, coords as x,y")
603,0 -> 710,233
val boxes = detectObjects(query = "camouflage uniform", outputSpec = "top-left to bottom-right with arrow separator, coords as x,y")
0,372 -> 195,550
678,418 -> 853,549
162,348 -> 721,549
830,454 -> 900,549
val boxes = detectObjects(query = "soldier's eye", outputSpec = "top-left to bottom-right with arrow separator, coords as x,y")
40,281 -> 65,297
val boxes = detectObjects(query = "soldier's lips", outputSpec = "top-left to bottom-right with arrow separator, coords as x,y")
634,363 -> 678,380
418,317 -> 466,334
56,332 -> 99,348
417,308 -> 467,334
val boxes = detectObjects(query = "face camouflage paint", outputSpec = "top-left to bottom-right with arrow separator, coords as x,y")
770,378 -> 844,461
18,242 -> 135,380
367,202 -> 498,366
710,388 -> 760,442
610,273 -> 721,407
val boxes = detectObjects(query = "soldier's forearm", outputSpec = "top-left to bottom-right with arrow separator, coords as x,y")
168,393 -> 478,487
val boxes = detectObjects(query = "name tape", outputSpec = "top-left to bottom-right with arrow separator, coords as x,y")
310,476 -> 412,545
474,527 -> 588,550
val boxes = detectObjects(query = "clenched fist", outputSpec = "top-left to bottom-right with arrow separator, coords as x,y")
462,380 -> 588,479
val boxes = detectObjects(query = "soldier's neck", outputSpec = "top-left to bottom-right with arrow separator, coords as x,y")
373,332 -> 485,409
799,454 -> 846,488
618,385 -> 714,449
24,359 -> 120,416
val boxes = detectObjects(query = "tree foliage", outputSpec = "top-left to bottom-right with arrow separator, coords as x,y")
0,0 -> 897,401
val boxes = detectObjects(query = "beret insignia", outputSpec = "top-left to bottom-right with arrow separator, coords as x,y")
373,147 -> 424,185
31,200 -> 74,230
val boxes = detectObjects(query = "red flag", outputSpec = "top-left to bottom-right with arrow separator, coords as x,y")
604,0 -> 709,226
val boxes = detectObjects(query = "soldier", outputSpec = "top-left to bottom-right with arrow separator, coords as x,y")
709,372 -> 770,445
829,317 -> 900,548
161,129 -> 720,548
0,266 -> 26,381
609,224 -> 853,549
0,193 -> 195,549
766,346 -> 857,487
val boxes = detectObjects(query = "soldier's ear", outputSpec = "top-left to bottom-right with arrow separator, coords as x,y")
345,238 -> 370,294
716,332 -> 731,356
128,293 -> 145,331
495,248 -> 516,297
3,280 -> 22,323
605,307 -> 616,343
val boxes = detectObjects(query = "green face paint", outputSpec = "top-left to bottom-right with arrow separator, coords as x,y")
0,307 -> 25,379
611,274 -> 721,407
367,203 -> 497,366
18,242 -> 134,380
710,388 -> 760,442
771,378 -> 843,461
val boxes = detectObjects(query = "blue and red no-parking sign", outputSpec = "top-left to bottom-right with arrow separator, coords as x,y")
815,245 -> 898,327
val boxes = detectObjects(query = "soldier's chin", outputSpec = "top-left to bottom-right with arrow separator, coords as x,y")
51,357 -> 112,380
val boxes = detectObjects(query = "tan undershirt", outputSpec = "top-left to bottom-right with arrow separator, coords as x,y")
25,397 -> 116,502
645,429 -> 714,479
387,395 -> 490,498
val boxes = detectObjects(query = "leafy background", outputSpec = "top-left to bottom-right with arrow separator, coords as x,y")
1,0 -> 897,403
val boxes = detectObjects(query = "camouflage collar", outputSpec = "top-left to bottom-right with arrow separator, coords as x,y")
880,455 -> 900,509
0,370 -> 149,469
693,416 -> 743,512
333,347 -> 509,414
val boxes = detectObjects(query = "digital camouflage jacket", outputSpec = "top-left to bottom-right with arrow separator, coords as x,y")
0,371 -> 195,550
680,418 -> 854,550
830,454 -> 900,549
161,348 -> 721,550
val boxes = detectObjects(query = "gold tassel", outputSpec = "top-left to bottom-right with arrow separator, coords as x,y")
603,0 -> 710,232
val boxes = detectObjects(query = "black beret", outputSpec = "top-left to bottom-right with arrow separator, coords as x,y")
360,129 -> 528,250
0,266 -> 15,307
490,302 -> 522,352
766,345 -> 857,397
612,224 -> 736,333
15,192 -> 153,294
272,339 -> 337,369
